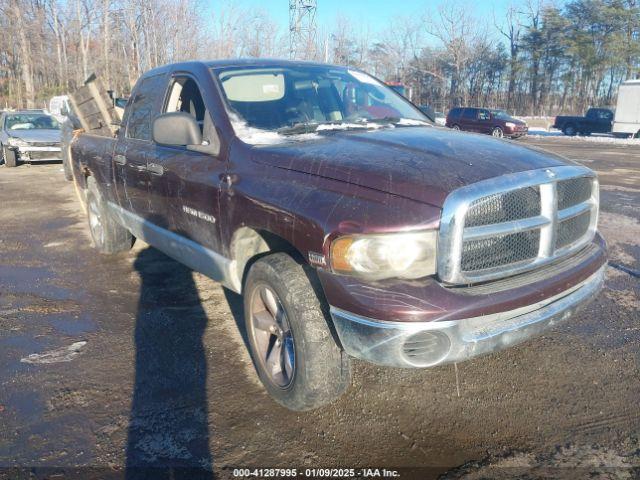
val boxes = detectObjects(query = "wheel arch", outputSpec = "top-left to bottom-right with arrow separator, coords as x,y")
229,226 -> 308,292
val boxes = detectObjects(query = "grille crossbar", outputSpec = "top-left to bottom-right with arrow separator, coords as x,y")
438,166 -> 598,285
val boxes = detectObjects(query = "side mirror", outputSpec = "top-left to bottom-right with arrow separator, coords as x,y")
152,112 -> 202,146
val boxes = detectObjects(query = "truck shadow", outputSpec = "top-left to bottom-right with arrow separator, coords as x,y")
125,246 -> 213,479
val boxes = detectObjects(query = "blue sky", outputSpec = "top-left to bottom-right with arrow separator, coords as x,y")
211,0 -> 525,44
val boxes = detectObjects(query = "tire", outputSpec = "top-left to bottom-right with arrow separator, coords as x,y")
491,127 -> 504,138
86,177 -> 133,254
563,124 -> 577,136
3,146 -> 17,167
243,253 -> 351,411
62,145 -> 73,181
451,124 -> 460,130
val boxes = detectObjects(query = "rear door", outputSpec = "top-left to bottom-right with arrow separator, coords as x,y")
147,73 -> 226,253
114,73 -> 166,217
460,108 -> 477,132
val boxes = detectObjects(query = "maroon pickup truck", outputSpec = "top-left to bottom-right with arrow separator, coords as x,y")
70,59 -> 606,410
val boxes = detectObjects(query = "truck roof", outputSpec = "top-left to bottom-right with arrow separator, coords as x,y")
621,79 -> 640,85
141,58 -> 349,78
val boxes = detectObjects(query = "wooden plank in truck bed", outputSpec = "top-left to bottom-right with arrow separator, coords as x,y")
69,74 -> 120,137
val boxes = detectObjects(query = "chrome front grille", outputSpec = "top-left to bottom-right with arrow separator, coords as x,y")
438,166 -> 599,285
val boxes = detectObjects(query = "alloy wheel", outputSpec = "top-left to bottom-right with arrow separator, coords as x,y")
249,285 -> 295,389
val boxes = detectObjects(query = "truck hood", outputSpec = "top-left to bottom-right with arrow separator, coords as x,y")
252,127 -> 568,207
8,129 -> 61,144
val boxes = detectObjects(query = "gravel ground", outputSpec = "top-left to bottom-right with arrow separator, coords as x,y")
0,136 -> 638,479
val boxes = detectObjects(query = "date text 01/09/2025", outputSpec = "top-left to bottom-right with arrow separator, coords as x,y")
232,468 -> 400,478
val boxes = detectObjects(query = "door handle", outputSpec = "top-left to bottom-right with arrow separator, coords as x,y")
129,163 -> 147,172
147,163 -> 164,176
113,154 -> 127,165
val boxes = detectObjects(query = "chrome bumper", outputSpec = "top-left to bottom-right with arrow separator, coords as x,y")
330,265 -> 605,368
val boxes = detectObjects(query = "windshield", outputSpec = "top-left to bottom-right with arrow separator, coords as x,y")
5,114 -> 60,130
490,109 -> 513,120
214,65 -> 429,142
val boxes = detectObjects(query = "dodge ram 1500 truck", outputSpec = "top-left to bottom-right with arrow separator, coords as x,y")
70,59 -> 606,410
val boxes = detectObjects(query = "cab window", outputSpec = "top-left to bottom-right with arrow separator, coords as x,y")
163,75 -> 220,153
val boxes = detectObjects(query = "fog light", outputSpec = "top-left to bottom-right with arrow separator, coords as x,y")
402,330 -> 451,367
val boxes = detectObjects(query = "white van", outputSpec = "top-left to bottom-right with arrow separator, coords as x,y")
613,79 -> 640,138
48,95 -> 71,123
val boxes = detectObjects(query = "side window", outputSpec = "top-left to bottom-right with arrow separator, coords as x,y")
164,76 -> 206,131
126,74 -> 165,141
461,108 -> 476,120
598,110 -> 612,120
449,108 -> 460,118
163,76 -> 220,154
478,109 -> 490,120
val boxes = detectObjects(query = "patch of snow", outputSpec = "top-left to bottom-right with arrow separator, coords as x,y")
316,122 -> 383,131
527,132 -> 640,144
396,118 -> 431,126
21,341 -> 87,364
228,113 -> 319,146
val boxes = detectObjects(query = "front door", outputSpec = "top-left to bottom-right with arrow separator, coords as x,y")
147,75 -> 226,253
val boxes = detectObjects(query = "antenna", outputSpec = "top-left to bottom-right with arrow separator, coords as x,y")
289,0 -> 317,60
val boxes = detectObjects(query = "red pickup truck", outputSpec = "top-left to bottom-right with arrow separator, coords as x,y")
70,59 -> 606,410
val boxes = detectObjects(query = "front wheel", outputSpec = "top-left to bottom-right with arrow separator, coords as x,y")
491,127 -> 504,138
86,177 -> 133,254
3,146 -> 17,167
244,253 -> 351,411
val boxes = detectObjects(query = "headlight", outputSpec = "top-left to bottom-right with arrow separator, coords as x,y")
7,137 -> 28,147
505,122 -> 516,128
330,230 -> 437,280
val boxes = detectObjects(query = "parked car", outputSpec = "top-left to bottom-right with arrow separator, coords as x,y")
446,107 -> 528,138
552,108 -> 613,136
0,110 -> 62,167
70,59 -> 605,410
612,80 -> 640,138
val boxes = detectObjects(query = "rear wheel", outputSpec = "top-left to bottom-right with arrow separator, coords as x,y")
492,127 -> 504,138
3,146 -> 17,167
451,124 -> 460,130
86,177 -> 133,254
563,124 -> 577,136
244,253 -> 351,411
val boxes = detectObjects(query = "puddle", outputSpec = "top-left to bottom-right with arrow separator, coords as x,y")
0,265 -> 78,301
47,313 -> 97,335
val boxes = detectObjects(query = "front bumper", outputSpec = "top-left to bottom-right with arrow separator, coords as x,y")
330,264 -> 605,368
506,127 -> 528,137
10,145 -> 62,162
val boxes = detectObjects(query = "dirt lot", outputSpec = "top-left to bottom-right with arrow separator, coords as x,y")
0,137 -> 639,479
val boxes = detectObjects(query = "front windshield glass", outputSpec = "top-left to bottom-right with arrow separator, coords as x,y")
214,65 -> 429,143
490,109 -> 513,120
5,114 -> 60,130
